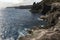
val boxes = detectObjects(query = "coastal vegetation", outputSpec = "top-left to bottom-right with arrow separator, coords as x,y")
30,0 -> 60,14
13,5 -> 32,9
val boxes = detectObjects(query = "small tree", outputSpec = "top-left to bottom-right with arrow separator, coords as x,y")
33,2 -> 36,5
31,2 -> 36,10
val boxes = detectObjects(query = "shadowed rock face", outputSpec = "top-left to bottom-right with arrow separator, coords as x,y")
41,5 -> 51,15
45,3 -> 60,27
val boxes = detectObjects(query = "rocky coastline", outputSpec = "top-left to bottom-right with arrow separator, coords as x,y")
7,5 -> 32,9
19,0 -> 60,40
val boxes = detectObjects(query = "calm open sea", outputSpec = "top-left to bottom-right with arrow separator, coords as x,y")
0,8 -> 46,40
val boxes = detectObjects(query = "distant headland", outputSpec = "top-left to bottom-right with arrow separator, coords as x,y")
7,5 -> 32,9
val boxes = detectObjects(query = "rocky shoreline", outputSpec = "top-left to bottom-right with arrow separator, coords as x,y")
18,17 -> 60,40
18,0 -> 60,40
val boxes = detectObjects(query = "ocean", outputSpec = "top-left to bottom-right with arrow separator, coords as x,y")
0,8 -> 46,40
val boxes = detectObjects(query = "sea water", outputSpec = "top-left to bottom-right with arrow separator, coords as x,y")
0,8 -> 46,40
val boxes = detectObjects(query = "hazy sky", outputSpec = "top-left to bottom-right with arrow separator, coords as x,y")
0,0 -> 42,4
0,0 -> 42,8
